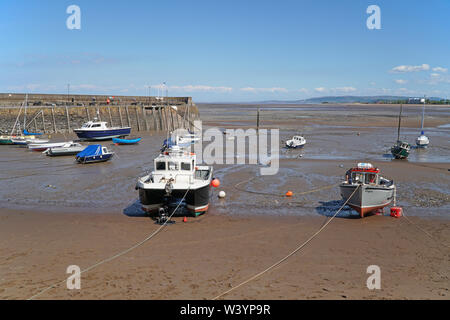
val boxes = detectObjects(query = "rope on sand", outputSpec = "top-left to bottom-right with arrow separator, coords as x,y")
27,187 -> 191,300
212,184 -> 360,300
401,210 -> 450,250
234,176 -> 340,197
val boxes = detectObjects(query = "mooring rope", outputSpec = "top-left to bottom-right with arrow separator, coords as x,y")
401,210 -> 450,250
27,187 -> 191,300
212,184 -> 360,300
234,176 -> 339,198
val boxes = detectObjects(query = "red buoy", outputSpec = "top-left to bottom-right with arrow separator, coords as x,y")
390,207 -> 402,218
286,191 -> 293,197
211,179 -> 220,188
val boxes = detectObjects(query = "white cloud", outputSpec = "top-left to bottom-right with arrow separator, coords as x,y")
240,87 -> 288,93
334,86 -> 357,93
297,88 -> 310,94
314,86 -> 356,94
394,79 -> 408,84
314,87 -> 327,93
170,85 -> 232,93
391,64 -> 430,73
432,67 -> 448,73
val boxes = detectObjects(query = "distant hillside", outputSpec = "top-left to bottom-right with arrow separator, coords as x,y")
260,95 -> 444,104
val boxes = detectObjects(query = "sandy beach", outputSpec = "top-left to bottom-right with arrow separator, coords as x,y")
0,103 -> 449,300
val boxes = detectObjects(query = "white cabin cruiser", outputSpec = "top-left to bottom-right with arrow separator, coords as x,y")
339,163 -> 395,218
73,118 -> 131,140
136,146 -> 213,216
286,135 -> 306,148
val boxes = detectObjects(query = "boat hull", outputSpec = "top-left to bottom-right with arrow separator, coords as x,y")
391,146 -> 409,159
76,153 -> 114,163
74,127 -> 131,140
46,147 -> 85,156
112,137 -> 141,145
340,184 -> 394,218
138,183 -> 211,217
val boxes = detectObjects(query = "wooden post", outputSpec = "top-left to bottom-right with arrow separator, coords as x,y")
169,107 -> 175,130
125,106 -> 131,127
118,106 -> 124,127
257,107 -> 260,133
41,110 -> 46,133
51,106 -> 57,133
65,106 -> 71,131
108,105 -> 113,126
135,107 -> 141,131
142,106 -> 149,131
175,109 -> 180,128
163,107 -> 169,131
152,107 -> 158,131
158,107 -> 164,131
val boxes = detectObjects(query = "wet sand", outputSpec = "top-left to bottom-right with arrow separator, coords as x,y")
0,103 -> 449,299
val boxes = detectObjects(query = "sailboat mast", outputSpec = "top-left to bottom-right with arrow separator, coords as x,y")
421,95 -> 425,132
397,104 -> 403,142
23,94 -> 28,130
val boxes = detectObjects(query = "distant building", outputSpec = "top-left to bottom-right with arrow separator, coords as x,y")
408,97 -> 423,104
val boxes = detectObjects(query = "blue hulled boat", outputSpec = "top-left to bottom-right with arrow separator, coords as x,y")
112,137 -> 141,145
75,145 -> 114,164
74,119 -> 131,140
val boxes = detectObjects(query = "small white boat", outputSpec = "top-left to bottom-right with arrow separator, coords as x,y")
28,142 -> 67,152
286,135 -> 306,148
11,136 -> 49,146
340,163 -> 395,218
416,97 -> 429,148
45,142 -> 85,156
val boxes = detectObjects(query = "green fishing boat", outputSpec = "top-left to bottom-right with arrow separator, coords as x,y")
391,104 -> 410,159
0,136 -> 13,145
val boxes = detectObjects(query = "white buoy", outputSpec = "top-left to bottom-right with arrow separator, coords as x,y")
218,191 -> 226,198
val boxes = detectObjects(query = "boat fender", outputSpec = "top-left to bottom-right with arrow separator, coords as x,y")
390,206 -> 402,218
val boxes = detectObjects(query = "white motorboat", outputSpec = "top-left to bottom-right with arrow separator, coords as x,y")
73,118 -> 131,140
136,145 -> 213,216
43,142 -> 85,156
28,141 -> 67,152
416,96 -> 430,148
286,135 -> 306,148
339,163 -> 395,218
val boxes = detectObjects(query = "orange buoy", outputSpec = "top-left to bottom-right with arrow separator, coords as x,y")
390,206 -> 402,218
183,217 -> 187,223
286,191 -> 293,197
211,179 -> 220,188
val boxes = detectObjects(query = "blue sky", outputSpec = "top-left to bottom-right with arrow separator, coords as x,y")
1,0 -> 449,102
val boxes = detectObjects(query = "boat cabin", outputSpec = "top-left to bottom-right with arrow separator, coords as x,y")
80,120 -> 109,130
345,163 -> 381,185
396,141 -> 411,150
152,147 -> 211,182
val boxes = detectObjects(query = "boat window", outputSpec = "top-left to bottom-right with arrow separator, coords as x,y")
365,173 -> 377,184
351,172 -> 364,183
156,161 -> 166,170
181,162 -> 191,171
168,161 -> 179,171
91,124 -> 101,128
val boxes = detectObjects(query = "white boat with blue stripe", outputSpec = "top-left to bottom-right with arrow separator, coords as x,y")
74,119 -> 131,140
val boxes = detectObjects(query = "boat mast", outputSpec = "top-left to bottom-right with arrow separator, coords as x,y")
23,94 -> 28,131
421,95 -> 425,134
396,104 -> 403,142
